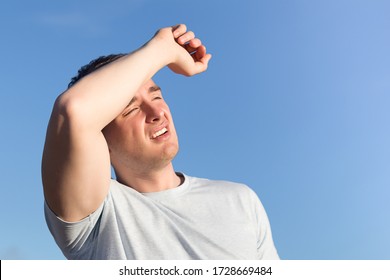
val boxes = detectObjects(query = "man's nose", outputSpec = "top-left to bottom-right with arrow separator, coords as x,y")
145,103 -> 164,123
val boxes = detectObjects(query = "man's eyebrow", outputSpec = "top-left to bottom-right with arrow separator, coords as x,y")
148,85 -> 161,93
125,97 -> 137,108
124,86 -> 162,108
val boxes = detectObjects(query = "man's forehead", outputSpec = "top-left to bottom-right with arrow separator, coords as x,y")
126,80 -> 161,107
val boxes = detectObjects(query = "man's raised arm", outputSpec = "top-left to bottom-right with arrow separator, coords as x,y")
41,24 -> 211,222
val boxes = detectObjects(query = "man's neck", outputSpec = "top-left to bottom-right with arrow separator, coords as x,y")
115,163 -> 182,193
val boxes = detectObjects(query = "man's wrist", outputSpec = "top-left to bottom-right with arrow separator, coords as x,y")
145,32 -> 177,68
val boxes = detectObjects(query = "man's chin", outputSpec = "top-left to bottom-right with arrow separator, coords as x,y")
160,143 -> 179,163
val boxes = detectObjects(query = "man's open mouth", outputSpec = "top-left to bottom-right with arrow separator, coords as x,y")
152,127 -> 168,139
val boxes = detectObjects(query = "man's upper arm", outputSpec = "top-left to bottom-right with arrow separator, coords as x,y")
42,96 -> 111,222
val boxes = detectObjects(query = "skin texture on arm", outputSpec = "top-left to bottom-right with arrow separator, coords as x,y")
41,24 -> 211,222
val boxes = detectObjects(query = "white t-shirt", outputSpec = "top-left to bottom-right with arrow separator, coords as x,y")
45,174 -> 279,259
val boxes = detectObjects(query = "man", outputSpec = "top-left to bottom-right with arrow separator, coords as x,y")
42,24 -> 279,259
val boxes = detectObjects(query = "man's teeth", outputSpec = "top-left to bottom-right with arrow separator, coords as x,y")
152,127 -> 167,139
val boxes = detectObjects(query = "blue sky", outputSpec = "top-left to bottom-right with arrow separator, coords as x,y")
1,0 -> 389,259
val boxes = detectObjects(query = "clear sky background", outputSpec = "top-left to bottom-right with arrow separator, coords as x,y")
1,0 -> 389,260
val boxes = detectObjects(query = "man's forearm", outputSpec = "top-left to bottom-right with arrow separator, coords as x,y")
52,24 -> 211,132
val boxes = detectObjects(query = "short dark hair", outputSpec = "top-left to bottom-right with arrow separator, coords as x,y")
68,54 -> 126,89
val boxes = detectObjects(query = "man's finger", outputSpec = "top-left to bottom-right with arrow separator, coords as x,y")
189,38 -> 202,48
177,31 -> 195,45
195,45 -> 207,61
172,24 -> 187,38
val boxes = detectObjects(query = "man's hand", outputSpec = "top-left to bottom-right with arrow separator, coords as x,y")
151,24 -> 212,76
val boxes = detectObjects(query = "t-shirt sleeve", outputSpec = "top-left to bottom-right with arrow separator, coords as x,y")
44,198 -> 105,259
250,190 -> 280,260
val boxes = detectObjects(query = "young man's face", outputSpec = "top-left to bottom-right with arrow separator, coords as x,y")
103,79 -> 179,173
